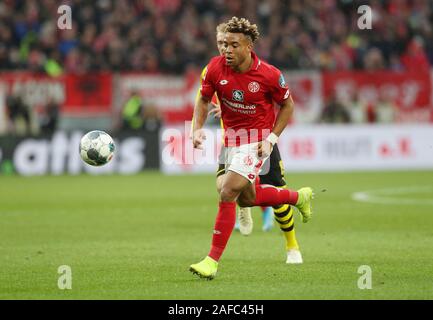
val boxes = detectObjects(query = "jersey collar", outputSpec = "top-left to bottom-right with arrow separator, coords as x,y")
251,51 -> 261,71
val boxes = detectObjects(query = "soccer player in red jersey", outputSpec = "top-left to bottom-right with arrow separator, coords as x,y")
193,23 -> 273,236
206,26 -> 304,259
200,24 -> 278,237
190,17 -> 314,279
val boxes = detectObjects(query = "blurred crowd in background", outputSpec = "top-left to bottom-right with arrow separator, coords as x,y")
0,0 -> 433,74
1,0 -> 432,136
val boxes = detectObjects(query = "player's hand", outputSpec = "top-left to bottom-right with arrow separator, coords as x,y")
257,140 -> 273,158
193,129 -> 206,150
208,103 -> 222,119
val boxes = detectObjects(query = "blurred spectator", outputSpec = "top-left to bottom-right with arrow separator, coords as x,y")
389,53 -> 404,71
366,102 -> 377,123
142,101 -> 162,132
347,93 -> 367,124
375,96 -> 396,123
39,99 -> 59,135
363,47 -> 385,71
121,91 -> 144,130
0,44 -> 9,69
0,0 -> 431,73
6,93 -> 31,135
319,94 -> 351,124
121,92 -> 162,131
400,37 -> 430,71
44,50 -> 63,77
327,42 -> 354,70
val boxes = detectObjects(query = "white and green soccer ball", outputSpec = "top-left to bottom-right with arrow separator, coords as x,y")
79,130 -> 115,166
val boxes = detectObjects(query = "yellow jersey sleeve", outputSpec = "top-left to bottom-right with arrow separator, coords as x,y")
194,66 -> 208,106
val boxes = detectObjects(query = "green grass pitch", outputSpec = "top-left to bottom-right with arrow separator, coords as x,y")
1,171 -> 433,299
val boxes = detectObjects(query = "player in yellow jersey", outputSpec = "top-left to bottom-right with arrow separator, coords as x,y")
194,22 -> 303,264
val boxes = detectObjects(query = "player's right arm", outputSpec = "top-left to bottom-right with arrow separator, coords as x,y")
190,66 -> 208,140
191,66 -> 220,140
192,59 -> 218,149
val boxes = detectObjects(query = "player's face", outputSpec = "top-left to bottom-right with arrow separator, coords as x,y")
223,32 -> 252,68
216,32 -> 226,55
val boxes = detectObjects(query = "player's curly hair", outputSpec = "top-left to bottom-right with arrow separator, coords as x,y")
216,22 -> 227,34
224,16 -> 260,43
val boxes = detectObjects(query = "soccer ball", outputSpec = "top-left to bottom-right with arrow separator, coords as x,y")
79,130 -> 115,166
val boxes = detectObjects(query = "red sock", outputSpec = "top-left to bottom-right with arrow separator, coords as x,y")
208,201 -> 236,261
254,184 -> 299,207
255,176 -> 260,185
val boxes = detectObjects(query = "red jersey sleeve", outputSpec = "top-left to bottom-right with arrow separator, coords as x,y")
211,94 -> 219,105
200,58 -> 218,99
269,67 -> 291,106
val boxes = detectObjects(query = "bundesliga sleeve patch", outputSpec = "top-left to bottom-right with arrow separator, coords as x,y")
279,74 -> 287,88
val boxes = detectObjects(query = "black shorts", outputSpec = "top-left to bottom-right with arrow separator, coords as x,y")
216,162 -> 225,178
216,144 -> 286,188
259,144 -> 286,187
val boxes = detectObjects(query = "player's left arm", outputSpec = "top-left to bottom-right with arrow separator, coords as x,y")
257,96 -> 293,157
258,71 -> 293,158
271,95 -> 294,137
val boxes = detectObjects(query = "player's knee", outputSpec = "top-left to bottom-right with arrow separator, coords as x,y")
219,187 -> 239,202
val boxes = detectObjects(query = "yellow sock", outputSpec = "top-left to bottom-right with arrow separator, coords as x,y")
274,205 -> 299,251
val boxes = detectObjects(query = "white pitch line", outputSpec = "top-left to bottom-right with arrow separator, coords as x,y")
352,186 -> 433,205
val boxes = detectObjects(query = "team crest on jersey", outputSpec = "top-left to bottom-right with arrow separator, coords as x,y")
248,81 -> 260,93
279,74 -> 287,88
232,89 -> 244,102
